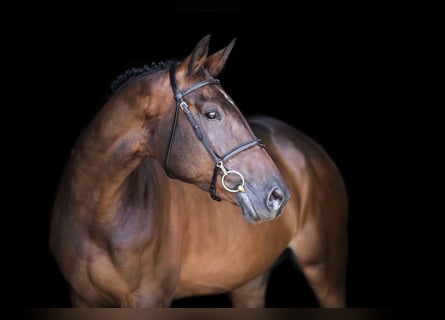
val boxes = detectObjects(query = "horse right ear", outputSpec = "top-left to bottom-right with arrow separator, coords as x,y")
180,34 -> 211,76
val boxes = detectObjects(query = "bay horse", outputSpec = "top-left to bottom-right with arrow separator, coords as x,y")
49,35 -> 348,307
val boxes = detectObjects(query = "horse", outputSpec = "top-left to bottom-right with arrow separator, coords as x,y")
49,34 -> 348,308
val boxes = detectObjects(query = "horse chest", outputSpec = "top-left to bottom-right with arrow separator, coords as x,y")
173,217 -> 293,298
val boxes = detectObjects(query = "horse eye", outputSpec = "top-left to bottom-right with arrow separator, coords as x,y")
204,110 -> 220,120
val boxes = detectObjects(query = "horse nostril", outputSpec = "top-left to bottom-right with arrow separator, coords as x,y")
267,187 -> 285,211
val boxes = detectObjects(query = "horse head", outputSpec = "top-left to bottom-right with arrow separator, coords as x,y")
151,35 -> 291,222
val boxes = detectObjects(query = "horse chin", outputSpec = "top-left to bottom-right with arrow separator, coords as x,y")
236,191 -> 271,224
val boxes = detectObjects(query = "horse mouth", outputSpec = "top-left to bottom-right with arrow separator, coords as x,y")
236,190 -> 262,223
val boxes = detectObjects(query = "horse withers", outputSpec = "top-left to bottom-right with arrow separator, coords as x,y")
50,35 -> 347,307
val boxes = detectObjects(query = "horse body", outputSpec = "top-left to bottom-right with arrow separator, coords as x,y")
50,35 -> 347,308
172,178 -> 296,299
173,116 -> 348,307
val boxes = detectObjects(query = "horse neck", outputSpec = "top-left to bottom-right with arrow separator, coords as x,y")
66,76 -> 169,212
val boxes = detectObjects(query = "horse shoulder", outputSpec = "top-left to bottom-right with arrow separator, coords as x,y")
248,115 -> 348,262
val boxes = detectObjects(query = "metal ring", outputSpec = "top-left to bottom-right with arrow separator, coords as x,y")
221,170 -> 245,193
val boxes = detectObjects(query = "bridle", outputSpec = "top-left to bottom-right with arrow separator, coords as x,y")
165,63 -> 264,201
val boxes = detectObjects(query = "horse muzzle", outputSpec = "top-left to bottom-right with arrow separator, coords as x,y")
236,183 -> 290,223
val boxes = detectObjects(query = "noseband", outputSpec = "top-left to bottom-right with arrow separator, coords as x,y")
165,63 -> 264,201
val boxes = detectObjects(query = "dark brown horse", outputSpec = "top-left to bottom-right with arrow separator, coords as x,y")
49,35 -> 348,307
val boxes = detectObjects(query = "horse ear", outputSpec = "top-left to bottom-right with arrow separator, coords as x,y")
205,38 -> 236,77
181,34 -> 211,76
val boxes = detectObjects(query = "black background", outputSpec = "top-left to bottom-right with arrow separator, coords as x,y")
9,3 -> 416,309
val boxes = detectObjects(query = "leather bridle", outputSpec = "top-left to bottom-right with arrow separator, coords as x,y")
165,63 -> 264,201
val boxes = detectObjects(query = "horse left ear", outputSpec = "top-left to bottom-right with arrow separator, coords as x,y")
205,38 -> 236,77
181,34 -> 211,76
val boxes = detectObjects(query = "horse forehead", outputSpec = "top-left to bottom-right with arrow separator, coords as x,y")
194,84 -> 237,109
216,87 -> 236,106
